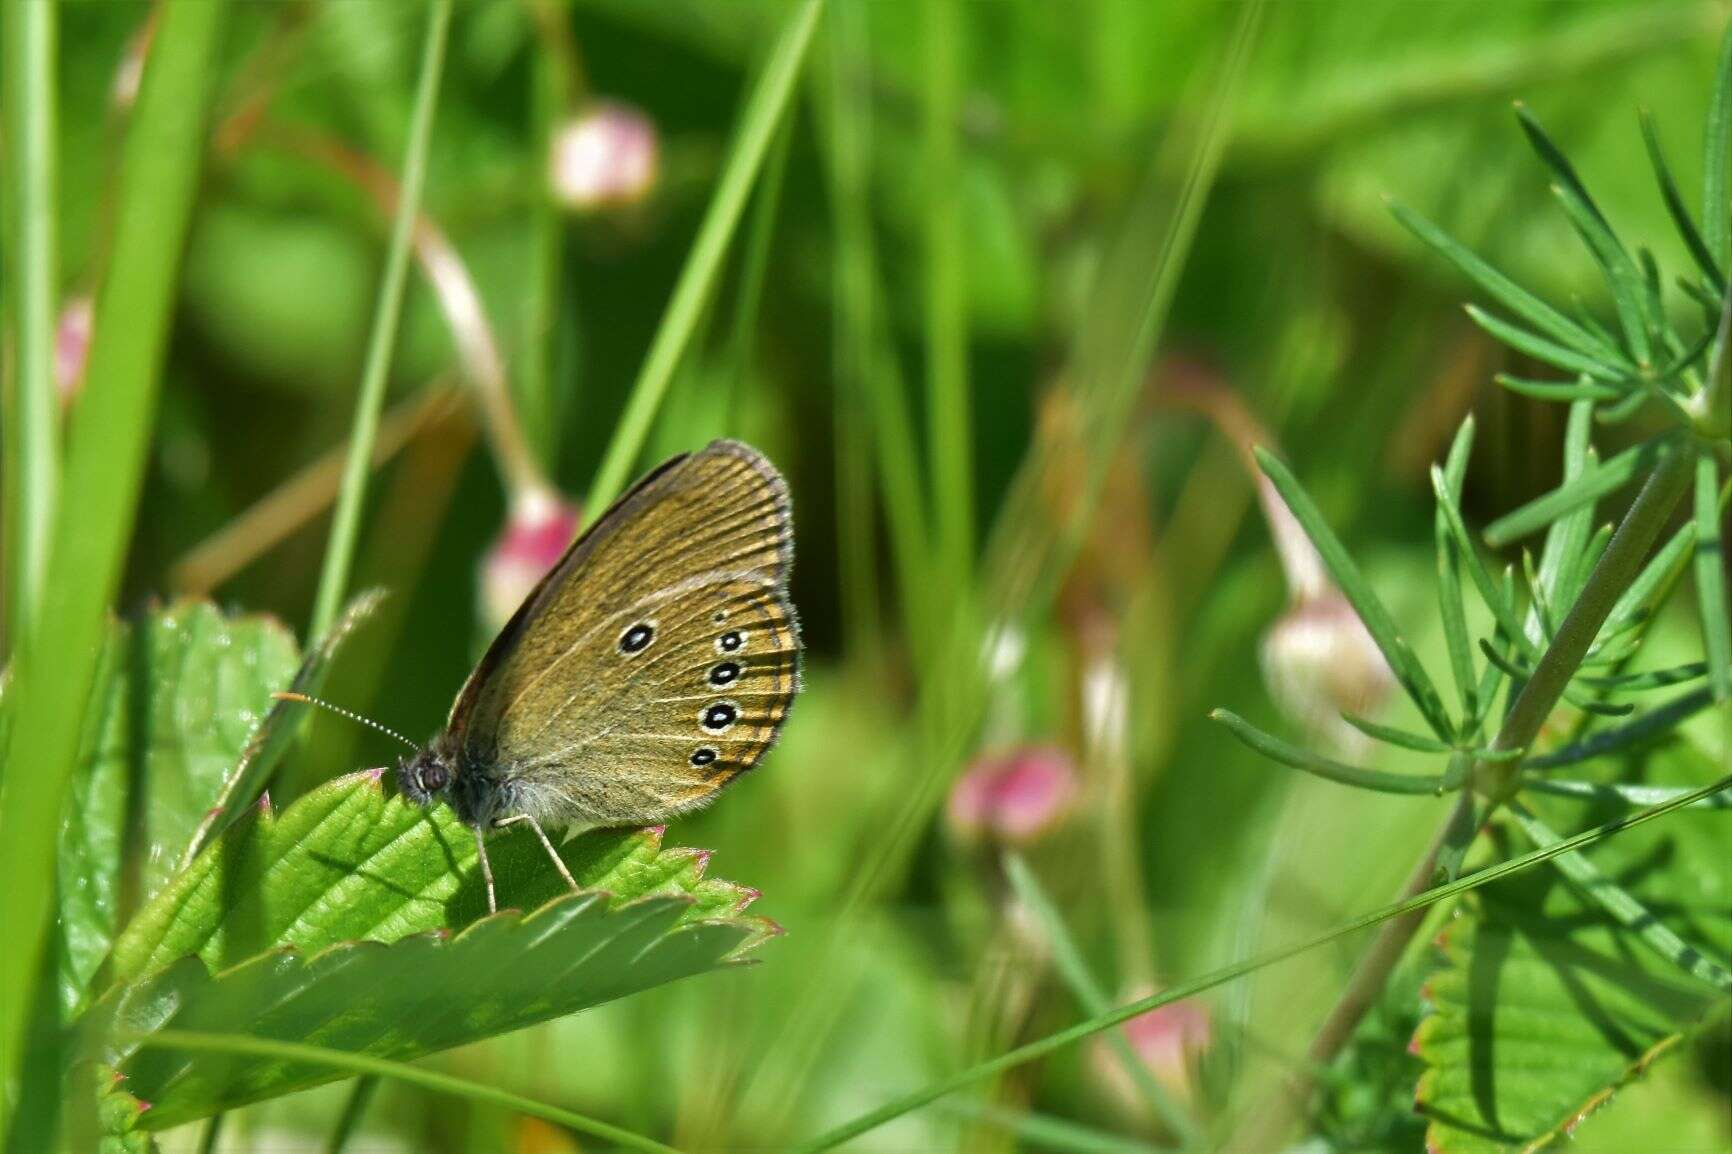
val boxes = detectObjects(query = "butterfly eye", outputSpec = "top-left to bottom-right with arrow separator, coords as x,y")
418,763 -> 449,793
690,747 -> 718,768
700,701 -> 738,733
716,630 -> 744,654
618,622 -> 656,655
708,661 -> 741,687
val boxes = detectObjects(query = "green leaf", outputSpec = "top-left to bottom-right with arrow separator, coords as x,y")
1519,776 -> 1732,811
1464,305 -> 1624,380
1640,109 -> 1722,292
1693,453 -> 1732,701
89,774 -> 772,1129
56,603 -> 299,1013
89,893 -> 764,1130
109,772 -> 764,983
1255,448 -> 1454,739
1601,519 -> 1697,640
1414,744 -> 1732,1153
1341,713 -> 1455,754
1525,688 -> 1716,769
1484,438 -> 1664,547
1210,710 -> 1455,796
1436,418 -> 1481,723
1390,201 -> 1621,365
1431,466 -> 1534,657
1492,374 -> 1624,403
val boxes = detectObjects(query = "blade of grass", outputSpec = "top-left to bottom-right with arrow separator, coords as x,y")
923,0 -> 973,591
1484,437 -> 1664,547
1704,23 -> 1732,273
725,113 -> 794,429
938,1101 -> 1172,1154
308,0 -> 453,638
584,0 -> 822,518
0,0 -> 229,1110
1692,453 -> 1732,702
126,1030 -> 682,1154
1436,417 -> 1480,721
1211,710 -> 1456,795
789,775 -> 1732,1152
1003,854 -> 1200,1144
1508,800 -> 1732,989
1256,449 -> 1455,739
1,0 -> 58,650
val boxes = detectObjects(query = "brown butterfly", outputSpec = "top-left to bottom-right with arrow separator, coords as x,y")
294,440 -> 799,911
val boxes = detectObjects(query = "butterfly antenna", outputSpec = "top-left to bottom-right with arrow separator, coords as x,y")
272,691 -> 419,750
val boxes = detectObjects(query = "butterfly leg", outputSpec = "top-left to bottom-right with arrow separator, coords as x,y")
495,813 -> 579,893
473,824 -> 498,914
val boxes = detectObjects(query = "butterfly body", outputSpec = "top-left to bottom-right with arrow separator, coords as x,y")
394,440 -> 799,903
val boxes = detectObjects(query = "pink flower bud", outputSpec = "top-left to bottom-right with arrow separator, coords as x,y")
549,102 -> 659,212
948,745 -> 1079,844
54,296 -> 94,407
479,489 -> 580,634
1092,990 -> 1212,1114
1260,592 -> 1395,752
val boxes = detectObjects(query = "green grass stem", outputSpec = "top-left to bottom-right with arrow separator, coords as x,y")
309,0 -> 454,639
584,0 -> 822,518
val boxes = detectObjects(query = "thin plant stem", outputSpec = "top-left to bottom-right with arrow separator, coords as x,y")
309,0 -> 454,639
127,1030 -> 684,1154
326,1076 -> 379,1154
584,0 -> 822,519
0,0 -> 229,1115
195,1113 -> 224,1154
924,0 -> 973,590
2,0 -> 59,650
787,775 -> 1732,1152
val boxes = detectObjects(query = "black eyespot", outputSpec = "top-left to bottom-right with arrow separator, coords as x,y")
700,701 -> 738,733
690,747 -> 718,767
619,622 -> 655,654
708,660 -> 741,686
717,630 -> 744,653
713,609 -> 727,623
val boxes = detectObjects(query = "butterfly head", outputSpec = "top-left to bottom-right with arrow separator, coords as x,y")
398,748 -> 456,808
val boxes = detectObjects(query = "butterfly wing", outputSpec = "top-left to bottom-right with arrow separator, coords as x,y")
448,439 -> 799,827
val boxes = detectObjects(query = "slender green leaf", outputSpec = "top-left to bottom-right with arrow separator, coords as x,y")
1340,714 -> 1454,754
1431,466 -> 1534,655
1257,449 -> 1454,738
310,0 -> 451,638
1211,710 -> 1454,795
1465,305 -> 1625,380
1390,200 -> 1619,363
1526,688 -> 1715,768
1484,438 -> 1664,547
1694,453 -> 1731,700
1493,374 -> 1623,403
1571,662 -> 1707,691
586,0 -> 822,516
0,0 -> 230,1090
1520,776 -> 1732,810
1509,801 -> 1732,990
1602,520 -> 1696,638
1640,108 -> 1721,291
1436,418 -> 1480,722
1546,180 -> 1652,366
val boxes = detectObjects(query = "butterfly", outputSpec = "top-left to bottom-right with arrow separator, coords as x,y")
293,440 -> 799,912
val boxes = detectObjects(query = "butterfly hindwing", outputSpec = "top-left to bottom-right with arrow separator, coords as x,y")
447,440 -> 798,826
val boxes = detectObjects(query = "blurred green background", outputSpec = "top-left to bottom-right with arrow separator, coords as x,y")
9,0 -> 1731,1150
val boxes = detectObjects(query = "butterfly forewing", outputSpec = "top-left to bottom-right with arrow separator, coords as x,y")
447,440 -> 798,827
